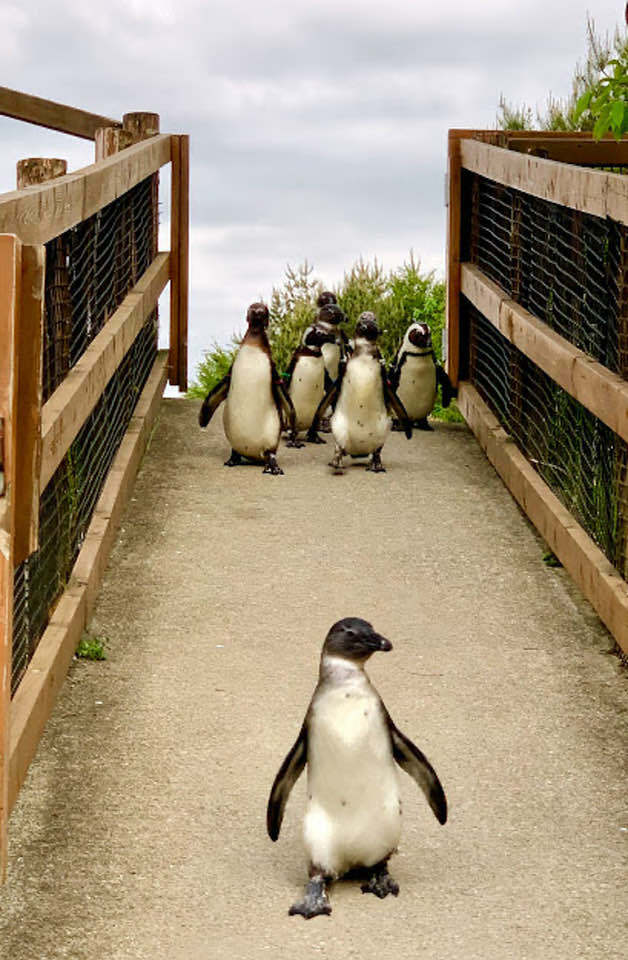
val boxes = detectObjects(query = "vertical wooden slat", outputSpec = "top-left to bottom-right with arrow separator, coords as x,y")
177,135 -> 189,392
0,234 -> 21,881
13,245 -> 45,564
446,131 -> 463,387
169,135 -> 181,386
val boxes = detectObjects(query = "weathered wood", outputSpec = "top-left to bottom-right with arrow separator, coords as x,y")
16,159 -> 67,190
446,132 -> 463,386
94,127 -> 133,162
8,350 -> 168,814
177,135 -> 189,390
0,235 -> 20,881
461,262 -> 628,444
460,139 -> 616,222
169,137 -> 181,386
0,86 -> 118,141
0,134 -> 172,245
13,245 -> 44,564
458,381 -> 628,655
40,252 -> 170,490
123,112 -> 160,141
506,137 -> 628,165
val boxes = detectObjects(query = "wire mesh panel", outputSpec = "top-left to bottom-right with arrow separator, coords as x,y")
11,175 -> 159,695
469,174 -> 627,376
467,303 -> 628,577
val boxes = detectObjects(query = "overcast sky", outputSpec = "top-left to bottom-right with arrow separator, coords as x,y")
0,0 -> 625,385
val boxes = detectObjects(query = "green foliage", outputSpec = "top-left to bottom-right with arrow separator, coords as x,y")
498,16 -> 628,134
76,633 -> 107,661
542,550 -> 562,568
188,254 -> 463,422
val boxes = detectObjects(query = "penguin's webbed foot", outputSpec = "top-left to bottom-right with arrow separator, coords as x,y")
328,447 -> 345,474
305,430 -> 326,444
415,417 -> 433,431
289,877 -> 331,919
286,433 -> 305,448
224,450 -> 244,467
366,449 -> 386,473
360,863 -> 399,900
320,417 -> 332,434
263,451 -> 284,475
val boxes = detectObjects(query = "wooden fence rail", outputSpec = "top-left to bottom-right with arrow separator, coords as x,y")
447,129 -> 628,662
0,92 -> 189,879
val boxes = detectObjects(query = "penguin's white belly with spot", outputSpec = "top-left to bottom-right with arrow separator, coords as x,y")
289,355 -> 326,431
322,341 -> 341,382
304,681 -> 402,877
397,355 -> 436,421
331,355 -> 390,455
223,344 -> 280,458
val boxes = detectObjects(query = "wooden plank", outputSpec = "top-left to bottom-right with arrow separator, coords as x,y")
460,139 -> 611,221
458,381 -> 628,655
169,137 -> 181,386
13,245 -> 44,564
0,86 -> 118,141
0,134 -> 172,245
40,253 -> 170,490
177,135 -> 189,391
506,137 -> 628,165
0,234 -> 20,881
460,262 -> 628,444
8,351 -> 168,814
446,131 -> 463,386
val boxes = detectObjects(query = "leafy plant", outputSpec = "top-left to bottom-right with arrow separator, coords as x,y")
187,338 -> 239,400
76,633 -> 107,660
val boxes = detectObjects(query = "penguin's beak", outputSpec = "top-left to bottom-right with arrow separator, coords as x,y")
372,633 -> 392,652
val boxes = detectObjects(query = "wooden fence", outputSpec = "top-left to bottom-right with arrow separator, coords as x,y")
0,88 -> 188,879
447,129 -> 628,659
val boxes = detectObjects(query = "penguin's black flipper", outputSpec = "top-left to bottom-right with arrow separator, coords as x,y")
436,364 -> 456,409
386,715 -> 447,825
271,362 -> 297,433
388,351 -> 406,392
199,374 -> 231,427
381,369 -> 412,439
267,723 -> 308,841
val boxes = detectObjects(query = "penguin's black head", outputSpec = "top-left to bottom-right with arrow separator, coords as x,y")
318,304 -> 345,327
317,290 -> 337,308
323,617 -> 392,662
246,302 -> 269,330
303,324 -> 336,348
408,322 -> 432,349
354,312 -> 380,342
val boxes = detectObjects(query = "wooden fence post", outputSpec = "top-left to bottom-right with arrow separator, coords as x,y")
446,131 -> 464,387
0,234 -> 21,881
16,158 -> 66,189
170,135 -> 189,391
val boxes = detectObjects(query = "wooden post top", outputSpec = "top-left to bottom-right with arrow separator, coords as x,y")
16,158 -> 67,190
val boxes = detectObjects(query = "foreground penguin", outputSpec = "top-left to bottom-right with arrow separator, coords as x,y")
198,302 -> 295,474
389,322 -> 455,431
285,324 -> 336,447
267,617 -> 447,919
313,312 -> 412,473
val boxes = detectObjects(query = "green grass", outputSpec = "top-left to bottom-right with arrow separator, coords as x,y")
76,633 -> 107,661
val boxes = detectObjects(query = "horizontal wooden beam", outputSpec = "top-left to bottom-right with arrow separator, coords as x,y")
0,134 -> 172,244
460,139 -> 628,226
458,381 -> 628,656
0,86 -> 118,141
461,262 -> 628,444
506,137 -> 628,165
40,252 -> 170,491
9,350 -> 168,813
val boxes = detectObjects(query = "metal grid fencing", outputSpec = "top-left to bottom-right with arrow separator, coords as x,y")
466,303 -> 628,580
11,175 -> 158,694
467,173 -> 628,377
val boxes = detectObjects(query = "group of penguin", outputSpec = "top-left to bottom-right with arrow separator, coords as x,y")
198,290 -> 455,475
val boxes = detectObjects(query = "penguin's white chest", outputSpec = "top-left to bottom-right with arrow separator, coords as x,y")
289,355 -> 326,430
223,344 -> 280,458
331,355 -> 390,455
304,675 -> 401,877
397,354 -> 436,420
322,341 -> 341,382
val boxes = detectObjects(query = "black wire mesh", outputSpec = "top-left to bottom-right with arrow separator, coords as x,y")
468,173 -> 628,376
467,303 -> 628,578
11,174 -> 159,695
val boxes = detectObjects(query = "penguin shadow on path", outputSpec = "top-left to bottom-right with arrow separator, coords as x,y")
267,618 -> 447,920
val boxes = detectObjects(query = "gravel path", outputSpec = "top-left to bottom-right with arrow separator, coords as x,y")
1,399 -> 626,960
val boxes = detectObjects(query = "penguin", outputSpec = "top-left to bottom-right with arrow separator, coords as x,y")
316,302 -> 349,384
198,302 -> 295,475
388,322 -> 455,431
316,290 -> 337,308
267,617 -> 447,919
312,312 -> 412,473
285,323 -> 337,447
